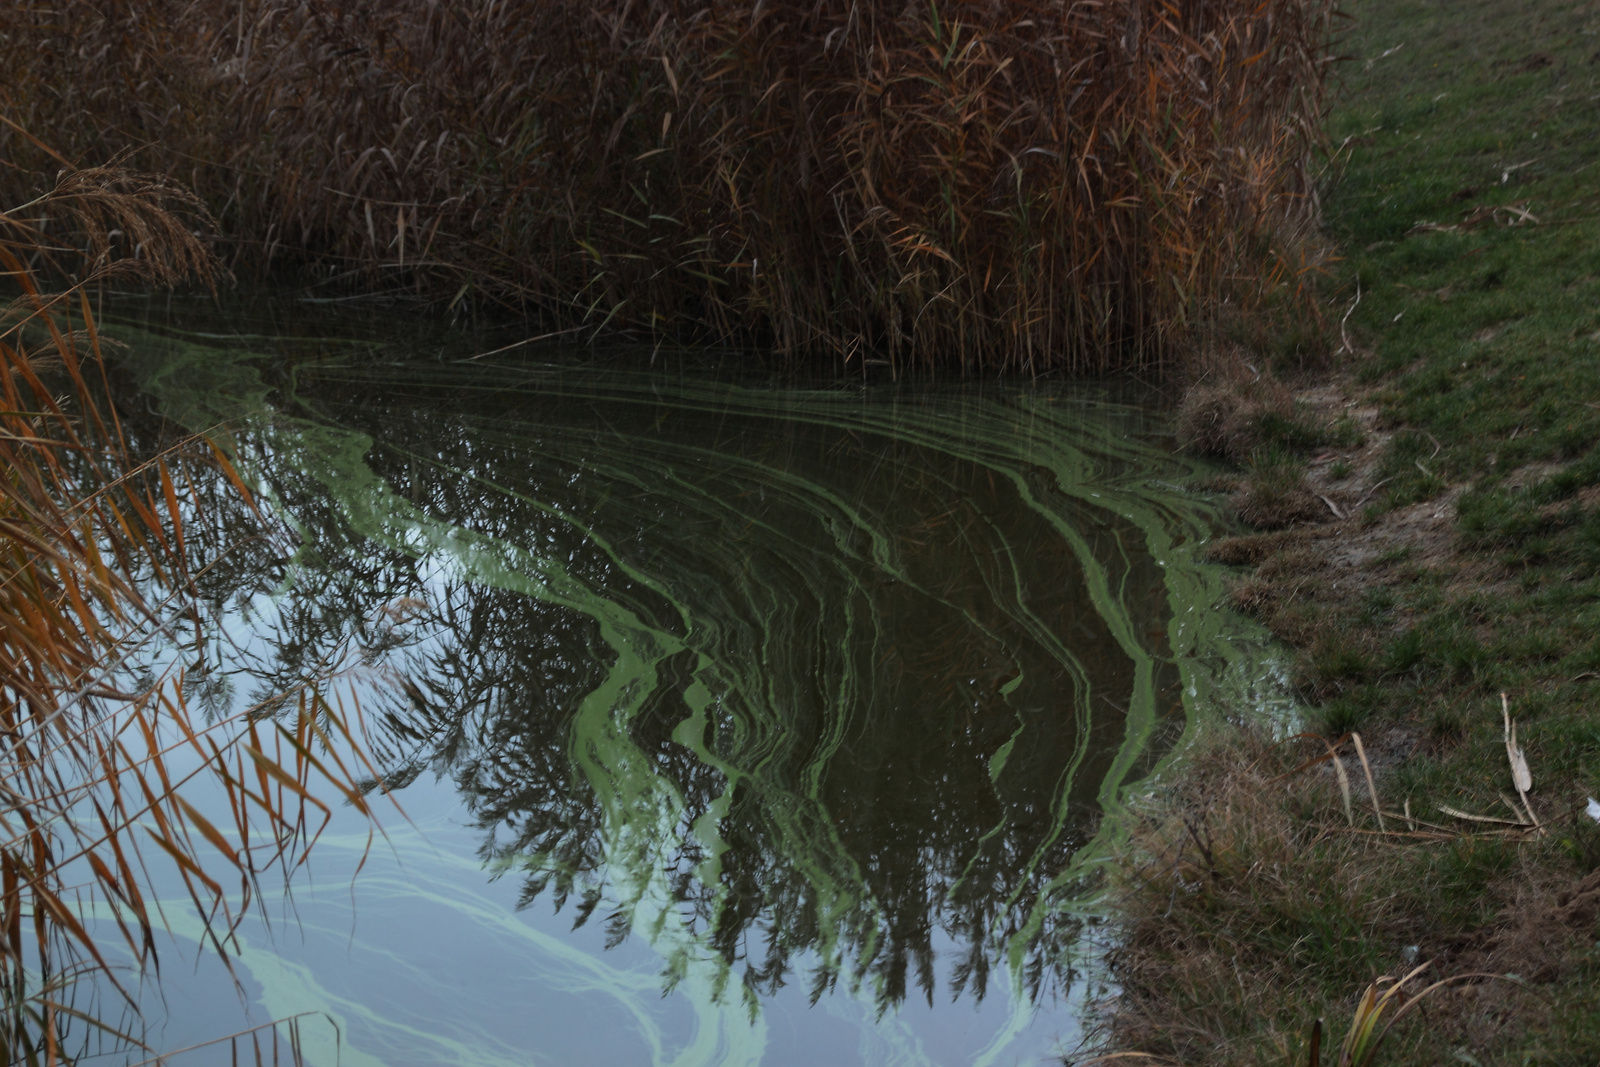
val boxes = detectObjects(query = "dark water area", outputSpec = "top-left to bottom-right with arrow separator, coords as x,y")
91,296 -> 1287,1066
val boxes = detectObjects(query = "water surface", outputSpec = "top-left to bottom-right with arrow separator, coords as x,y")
98,303 -> 1284,1066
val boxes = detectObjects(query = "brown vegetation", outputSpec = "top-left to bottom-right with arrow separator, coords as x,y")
0,0 -> 1336,371
1101,729 -> 1574,1067
1176,371 -> 1301,463
0,164 -> 378,1061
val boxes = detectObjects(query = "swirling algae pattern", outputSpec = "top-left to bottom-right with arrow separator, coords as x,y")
106,318 -> 1288,1065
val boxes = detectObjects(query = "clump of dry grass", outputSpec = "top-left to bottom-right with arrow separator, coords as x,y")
0,156 -> 379,1061
1102,731 -> 1391,1066
1234,447 -> 1324,529
1176,375 -> 1301,461
1172,337 -> 1359,459
1202,529 -> 1317,567
0,0 -> 1338,372
1096,726 -> 1574,1067
1178,359 -> 1347,530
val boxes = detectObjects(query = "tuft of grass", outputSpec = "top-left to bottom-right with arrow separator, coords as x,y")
1312,689 -> 1376,736
1178,377 -> 1362,463
1235,447 -> 1323,529
1382,626 -> 1424,675
1327,415 -> 1365,450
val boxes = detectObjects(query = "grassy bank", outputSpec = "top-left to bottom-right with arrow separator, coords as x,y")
0,0 -> 1334,372
1103,0 -> 1600,1062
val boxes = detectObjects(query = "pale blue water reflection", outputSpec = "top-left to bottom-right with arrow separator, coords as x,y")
93,301 -> 1288,1065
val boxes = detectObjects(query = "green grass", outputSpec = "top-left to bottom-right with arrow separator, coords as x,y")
1319,0 -> 1600,867
1333,0 -> 1600,490
1107,2 -> 1600,1063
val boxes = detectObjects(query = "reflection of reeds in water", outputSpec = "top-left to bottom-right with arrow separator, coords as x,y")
0,0 -> 1335,371
0,158 -> 377,1061
116,346 -> 1215,1017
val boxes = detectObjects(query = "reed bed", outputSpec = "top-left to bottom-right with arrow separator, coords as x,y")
0,0 -> 1336,372
0,162 -> 378,1062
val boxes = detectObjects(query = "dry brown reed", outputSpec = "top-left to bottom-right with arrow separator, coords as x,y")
0,0 -> 1338,372
0,162 -> 378,1061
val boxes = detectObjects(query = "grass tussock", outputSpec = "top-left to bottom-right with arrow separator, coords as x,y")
1177,375 -> 1300,460
0,156 -> 379,1060
1234,447 -> 1323,529
1177,362 -> 1362,461
0,0 -> 1337,371
1178,368 -> 1356,528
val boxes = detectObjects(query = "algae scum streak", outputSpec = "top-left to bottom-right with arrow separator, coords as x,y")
104,306 -> 1278,1066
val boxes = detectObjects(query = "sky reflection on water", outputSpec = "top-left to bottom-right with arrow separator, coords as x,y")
96,307 -> 1288,1065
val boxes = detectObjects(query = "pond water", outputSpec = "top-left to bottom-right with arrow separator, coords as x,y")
93,298 -> 1286,1066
